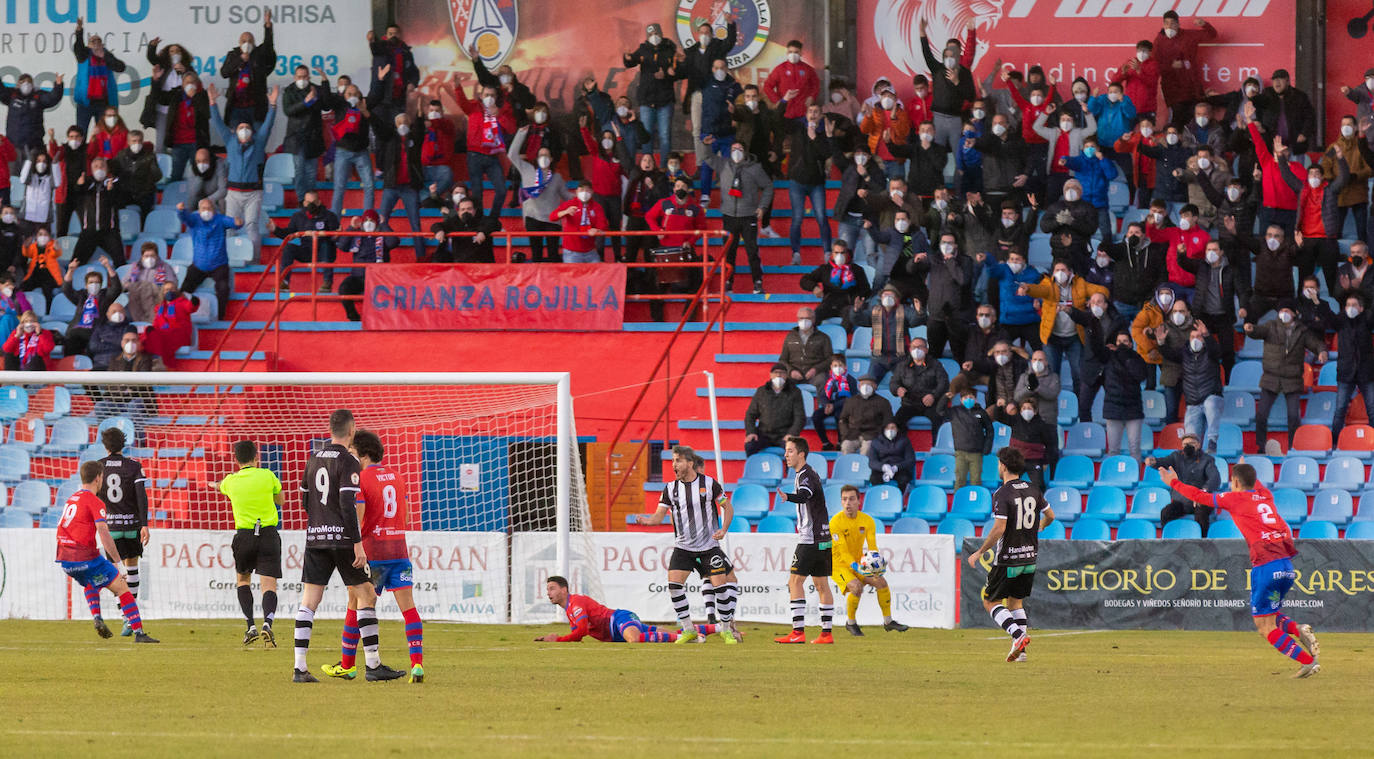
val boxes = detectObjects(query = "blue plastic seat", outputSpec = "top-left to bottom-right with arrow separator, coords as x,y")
806,452 -> 829,481
1044,486 -> 1081,523
1301,393 -> 1338,426
1276,456 -> 1320,491
1298,520 -> 1338,539
890,516 -> 930,534
949,486 -> 992,521
261,182 -> 285,211
159,180 -> 187,208
0,509 -> 33,528
170,235 -> 195,264
1057,391 -> 1079,427
37,508 -> 61,528
729,484 -> 770,521
846,356 -> 871,377
1126,486 -> 1172,524
913,454 -> 955,488
41,417 -> 89,455
227,236 -> 255,267
118,207 -> 141,241
1309,490 -> 1354,527
263,153 -> 294,185
823,482 -> 847,514
54,478 -> 79,508
143,208 -> 182,240
930,423 -> 954,455
9,481 -> 51,514
1271,488 -> 1308,526
830,453 -> 869,486
1061,422 -> 1105,458
980,454 -> 1001,488
727,515 -> 752,533
1142,390 -> 1167,428
8,418 -> 45,452
0,444 -> 30,482
863,484 -> 903,522
936,516 -> 975,547
0,387 -> 29,421
1049,455 -> 1094,489
1316,361 -> 1338,388
738,453 -> 784,487
756,514 -> 796,533
1097,455 -> 1139,489
1226,361 -> 1262,393
1162,519 -> 1202,538
1084,486 -> 1128,523
1247,456 -> 1276,485
1071,518 -> 1111,540
1215,423 -> 1244,458
1116,519 -> 1157,539
1041,519 -> 1067,539
904,484 -> 948,522
1345,521 -> 1374,539
992,422 -> 1011,452
1220,391 -> 1256,428
1322,456 -> 1365,491
1208,520 -> 1244,539
846,327 -> 873,357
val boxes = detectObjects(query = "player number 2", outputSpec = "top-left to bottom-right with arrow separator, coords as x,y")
106,473 -> 122,503
1257,502 -> 1278,525
382,485 -> 398,518
315,468 -> 330,505
1013,497 -> 1038,530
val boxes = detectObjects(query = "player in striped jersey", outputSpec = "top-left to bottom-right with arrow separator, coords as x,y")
775,436 -> 836,644
634,444 -> 740,644
96,427 -> 149,637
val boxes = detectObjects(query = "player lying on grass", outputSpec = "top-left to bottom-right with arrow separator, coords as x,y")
1160,460 -> 1321,678
536,575 -> 719,643
321,430 -> 425,683
830,484 -> 908,636
56,460 -> 159,643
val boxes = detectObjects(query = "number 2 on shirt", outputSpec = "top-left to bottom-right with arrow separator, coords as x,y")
1256,502 -> 1278,525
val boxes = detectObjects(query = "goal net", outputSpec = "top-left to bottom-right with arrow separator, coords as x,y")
0,372 -> 601,622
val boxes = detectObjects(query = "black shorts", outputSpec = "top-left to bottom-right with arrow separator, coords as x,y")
110,536 -> 143,561
231,527 -> 283,578
790,543 -> 832,577
983,564 -> 1037,601
301,546 -> 370,587
669,547 -> 732,577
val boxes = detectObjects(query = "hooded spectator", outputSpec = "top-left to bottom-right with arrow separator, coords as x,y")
868,420 -> 916,492
19,225 -> 61,300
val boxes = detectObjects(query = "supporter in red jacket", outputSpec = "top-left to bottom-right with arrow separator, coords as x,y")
85,107 -> 128,167
1153,11 -> 1217,126
419,99 -> 457,202
646,176 -> 707,248
141,282 -> 195,366
1244,105 -> 1302,236
3,310 -> 53,370
1112,40 -> 1161,119
762,40 -> 819,122
553,185 -> 607,263
578,117 -> 630,262
453,70 -> 516,220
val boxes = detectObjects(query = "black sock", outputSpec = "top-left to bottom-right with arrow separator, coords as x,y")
236,585 -> 255,626
262,591 -> 277,627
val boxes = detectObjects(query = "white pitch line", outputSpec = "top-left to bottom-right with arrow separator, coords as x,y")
981,629 -> 1110,640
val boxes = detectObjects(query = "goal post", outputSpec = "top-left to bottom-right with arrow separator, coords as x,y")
0,371 -> 598,621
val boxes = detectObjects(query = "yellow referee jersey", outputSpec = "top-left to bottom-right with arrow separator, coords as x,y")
220,466 -> 282,529
829,510 -> 878,571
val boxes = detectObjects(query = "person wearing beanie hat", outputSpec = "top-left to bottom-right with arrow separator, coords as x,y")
743,363 -> 805,455
622,23 -> 677,167
850,284 -> 927,383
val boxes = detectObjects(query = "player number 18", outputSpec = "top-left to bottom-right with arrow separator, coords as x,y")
1013,496 -> 1038,530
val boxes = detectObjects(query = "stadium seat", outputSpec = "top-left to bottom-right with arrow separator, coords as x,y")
1226,361 -> 1262,393
143,208 -> 182,240
1116,519 -> 1157,539
1126,486 -> 1171,524
227,236 -> 255,267
37,509 -> 60,528
1162,519 -> 1202,539
846,327 -> 872,357
1208,520 -> 1243,539
727,516 -> 751,533
1316,361 -> 1337,389
1061,422 -> 1105,458
1152,422 -> 1185,455
118,207 -> 141,241
0,387 -> 29,421
1215,423 -> 1244,459
1040,519 -> 1067,539
904,484 -> 948,522
1309,490 -> 1354,527
913,454 -> 955,488
991,422 -> 1011,452
1300,393 -> 1338,426
170,235 -> 195,264
1247,456 -> 1276,485
262,182 -> 285,211
729,484 -> 770,521
159,180 -> 187,209
1049,455 -> 1094,489
1271,488 -> 1308,526
890,516 -> 930,534
155,152 -> 173,181
930,422 -> 954,455
1298,520 -> 1338,539
0,444 -> 31,482
1289,425 -> 1332,457
862,484 -> 903,522
10,481 -> 51,514
1044,487 -> 1081,523
41,417 -> 89,455
78,445 -> 105,464
0,509 -> 32,528
816,323 -> 846,354
1236,336 -> 1264,360
949,486 -> 992,521
1276,456 -> 1320,491
1337,424 -> 1374,459
737,453 -> 784,487
1084,486 -> 1127,523
755,514 -> 795,533
1142,390 -> 1167,428
823,483 -> 846,514
806,452 -> 829,481
935,516 -> 975,547
1220,391 -> 1256,428
263,153 -> 294,185
830,453 -> 868,486
846,356 -> 871,377
1057,391 -> 1079,427
8,418 -> 45,451
1070,518 -> 1110,540
54,478 -> 78,508
98,416 -> 137,445
980,453 -> 1002,488
1322,456 -> 1365,490
1097,455 -> 1138,489
1345,521 -> 1374,539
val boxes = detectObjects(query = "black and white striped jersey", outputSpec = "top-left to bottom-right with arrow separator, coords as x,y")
792,465 -> 830,544
658,474 -> 725,551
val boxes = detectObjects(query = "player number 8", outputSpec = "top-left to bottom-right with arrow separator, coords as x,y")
106,473 -> 122,504
382,484 -> 397,518
315,468 -> 330,505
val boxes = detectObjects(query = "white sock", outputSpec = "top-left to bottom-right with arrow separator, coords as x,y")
293,606 -> 315,671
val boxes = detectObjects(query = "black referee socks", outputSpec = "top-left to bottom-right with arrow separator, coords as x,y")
237,585 -> 254,626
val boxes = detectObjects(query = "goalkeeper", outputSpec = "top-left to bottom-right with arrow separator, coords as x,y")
830,484 -> 908,636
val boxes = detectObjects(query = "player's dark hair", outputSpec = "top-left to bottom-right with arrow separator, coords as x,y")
1232,463 -> 1257,489
547,575 -> 569,589
786,435 -> 810,455
233,439 -> 257,465
80,460 -> 103,485
672,444 -> 695,461
998,447 -> 1027,475
329,408 -> 355,438
100,426 -> 125,454
692,455 -> 705,470
840,484 -> 860,498
353,429 -> 384,463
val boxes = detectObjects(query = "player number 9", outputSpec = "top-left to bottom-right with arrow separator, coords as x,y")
106,473 -> 122,504
382,484 -> 397,518
315,468 -> 330,505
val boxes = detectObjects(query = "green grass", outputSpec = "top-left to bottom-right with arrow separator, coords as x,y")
0,620 -> 1364,758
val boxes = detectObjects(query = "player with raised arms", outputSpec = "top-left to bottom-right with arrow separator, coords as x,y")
829,484 -> 909,635
774,435 -> 836,644
536,575 -> 718,643
321,429 -> 425,684
968,448 -> 1054,662
95,427 -> 150,637
56,460 -> 159,643
291,409 -> 405,683
1160,459 -> 1321,678
219,439 -> 284,647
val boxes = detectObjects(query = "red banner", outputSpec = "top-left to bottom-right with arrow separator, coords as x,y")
857,0 -> 1294,113
362,264 -> 627,332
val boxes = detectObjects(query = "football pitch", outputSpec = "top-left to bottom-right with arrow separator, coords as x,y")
0,620 -> 1363,758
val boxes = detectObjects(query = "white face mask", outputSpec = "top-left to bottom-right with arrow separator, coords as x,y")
196,162 -> 210,173
745,99 -> 758,111
1226,187 -> 1242,201
345,96 -> 361,109
498,74 -> 513,86
396,125 -> 410,137
1060,121 -> 1073,132
1137,51 -> 1149,62
1164,27 -> 1178,38
832,254 -> 846,266
86,283 -> 100,295
934,199 -> 947,210
731,150 -> 745,163
122,341 -> 137,354
1152,212 -> 1164,224
1108,92 -> 1121,103
971,108 -> 985,120
537,155 -> 551,169
919,132 -> 934,143
831,365 -> 845,376
34,235 -> 49,247
1303,288 -> 1317,300
1347,306 -> 1361,319
648,33 -> 662,46
771,376 -> 786,390
1053,270 -> 1069,284
797,319 -> 813,331
601,138 -> 614,150
1090,304 -> 1105,318
18,82 -> 32,95
1001,216 -> 1016,228
699,34 -> 711,47
787,52 -> 801,65
854,154 -> 870,167
199,209 -> 214,221
911,348 -> 926,361
68,139 -> 81,150
1020,409 -> 1035,421
1308,176 -> 1323,189
1030,95 -> 1044,106
22,323 -> 37,333
1245,86 -> 1259,98
577,191 -> 592,202
995,353 -> 1010,366
1008,261 -> 1024,273
1031,360 -> 1046,373
482,95 -> 498,109
533,111 -> 548,125
237,128 -> 252,142
186,83 -> 200,96
1179,217 -> 1192,231
294,78 -> 309,90
1197,157 -> 1211,170
1074,92 -> 1088,103
128,142 -> 142,154
713,69 -> 727,82
0,213 -> 13,225
1165,133 -> 1179,145
1171,312 -> 1187,326
109,312 -> 125,324
992,123 -> 1007,137
977,316 -> 993,329
427,111 -> 443,121
1205,250 -> 1220,264
363,221 -> 378,232
1266,237 -> 1281,251
880,295 -> 896,308
241,41 -> 254,54
1342,125 -> 1356,138
943,56 -> 957,69
616,106 -> 630,118
939,242 -> 956,256
884,428 -> 898,440
104,116 -> 117,128
142,256 -> 156,268
880,96 -> 895,110
860,385 -> 875,398
92,169 -> 107,181
890,190 -> 904,201
1095,255 -> 1109,268
1195,115 -> 1209,128
1278,311 -> 1294,324
1141,126 -> 1154,138
1158,292 -> 1174,308
1064,190 -> 1080,202
0,287 -> 10,298
1190,338 -> 1204,352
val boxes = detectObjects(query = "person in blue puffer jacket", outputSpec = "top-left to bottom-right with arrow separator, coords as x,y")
176,198 -> 243,320
1086,82 -> 1136,159
1061,135 -> 1119,243
984,247 -> 1043,350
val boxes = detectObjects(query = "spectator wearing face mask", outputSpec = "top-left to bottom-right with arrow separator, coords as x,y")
1084,243 -> 1115,298
1328,292 -> 1374,443
813,354 -> 858,451
1114,117 -> 1159,209
19,226 -> 61,300
860,90 -> 911,183
1013,349 -> 1061,421
184,148 -> 228,214
1175,147 -> 1231,229
681,20 -> 737,157
552,183 -> 607,264
890,337 -> 949,429
1321,117 -> 1374,244
1059,136 -> 1118,243
982,340 -> 1030,409
778,307 -> 834,393
1021,261 -> 1109,402
86,301 -> 131,370
735,85 -> 785,181
1341,71 -> 1374,139
113,130 -> 162,220
61,256 -> 120,357
418,100 -> 459,204
851,286 -> 925,382
743,364 -> 805,456
107,327 -> 166,372
1032,104 -> 1097,205
151,71 -> 209,184
324,73 -> 384,219
1242,103 -> 1302,237
865,209 -> 929,297
836,375 -> 892,456
621,154 -> 669,265
783,105 -> 834,266
1227,220 -> 1294,326
374,112 -> 428,262
4,310 -> 53,370
368,24 -> 421,117
1201,177 -> 1256,281
274,191 -> 340,292
1149,299 -> 1196,424
123,241 -> 178,322
577,115 -> 631,263
646,176 -> 705,250
1111,41 -> 1160,121
70,158 -> 126,266
916,19 -> 975,155
1095,329 -> 1148,460
1282,148 -> 1348,298
945,375 -> 993,490
220,12 -> 276,127
337,210 -> 399,321
697,60 -> 744,197
177,199 -> 243,319
1146,432 -> 1219,535
142,39 -> 195,151
606,95 -> 653,163
47,126 -> 87,236
1159,322 -> 1225,452
959,306 -> 1010,387
432,199 -> 499,264
1252,69 -> 1315,158
622,23 -> 679,167
886,121 -> 948,203
509,126 -> 572,264
1038,180 -> 1097,271
1003,78 -> 1058,199
980,62 -> 1022,135
983,248 -> 1041,350
916,233 -> 980,362
0,204 -> 24,272
454,68 -> 517,221
1338,242 -> 1374,304
86,107 -> 129,166
833,146 -> 885,269
1293,276 -> 1334,335
206,83 -> 277,259
18,154 -> 60,232
1153,11 -> 1216,126
704,140 -> 772,293
71,18 -> 127,135
142,282 -> 195,366
1136,123 -> 1190,208
1178,238 -> 1238,369
0,275 -> 32,338
761,40 -> 819,123
1180,102 -> 1225,154
1,73 -> 64,158
280,64 -> 331,203
869,421 -> 916,492
1069,293 -> 1128,424
823,80 -> 863,123
994,399 -> 1058,492
975,116 -> 1027,211
1146,203 -> 1210,297
800,241 -> 870,329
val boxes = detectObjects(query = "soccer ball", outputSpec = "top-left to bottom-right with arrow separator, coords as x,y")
859,550 -> 887,576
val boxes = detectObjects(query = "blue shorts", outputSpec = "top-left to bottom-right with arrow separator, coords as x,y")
1249,557 -> 1297,617
609,609 -> 647,642
368,559 -> 414,592
59,557 -> 120,590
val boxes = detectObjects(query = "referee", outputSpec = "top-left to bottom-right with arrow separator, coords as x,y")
220,439 -> 284,647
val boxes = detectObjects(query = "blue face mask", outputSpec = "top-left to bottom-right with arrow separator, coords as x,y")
961,397 -> 976,409
1082,146 -> 1096,158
